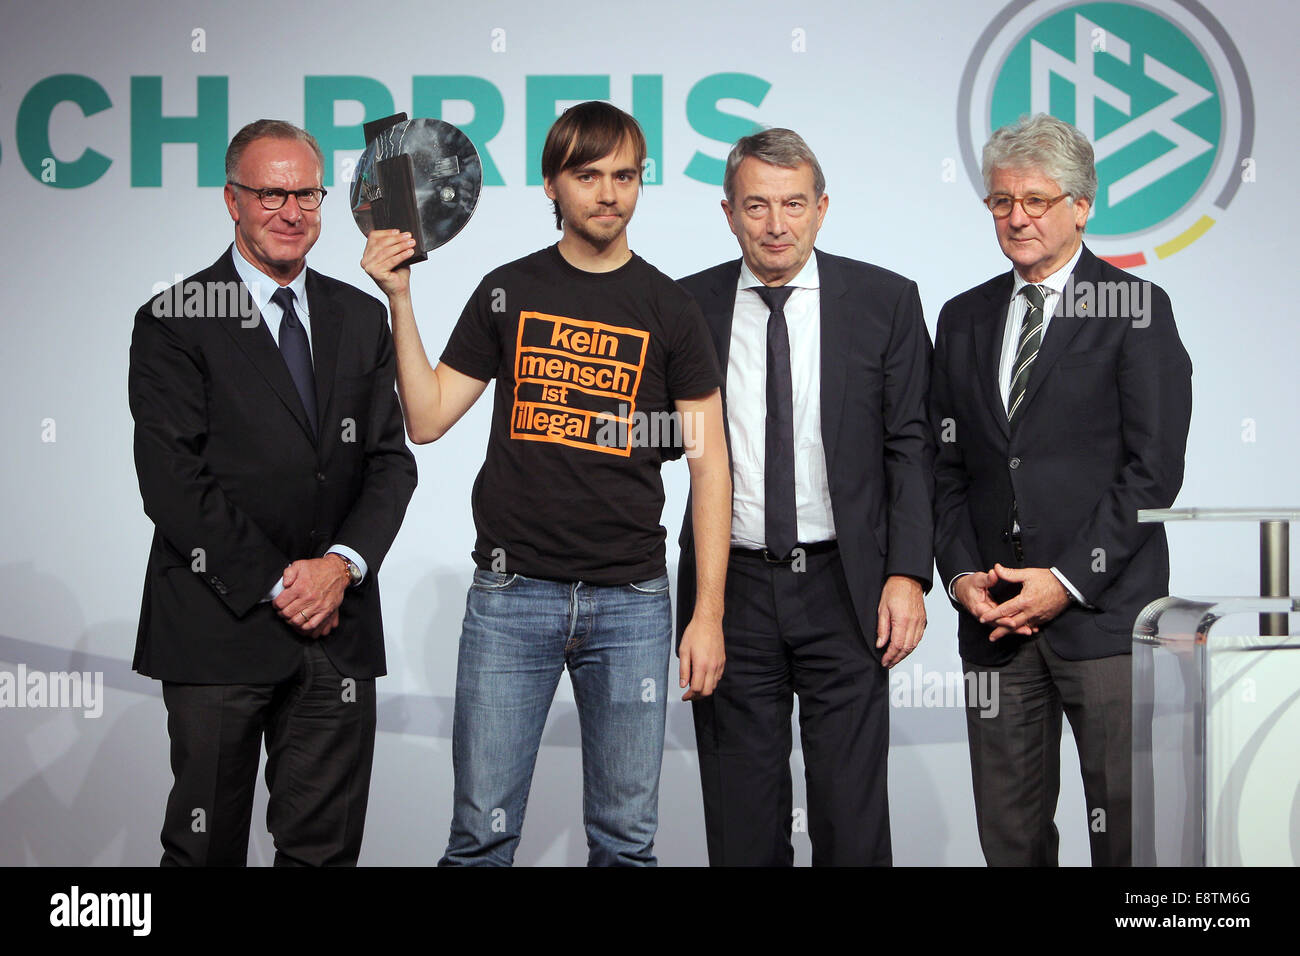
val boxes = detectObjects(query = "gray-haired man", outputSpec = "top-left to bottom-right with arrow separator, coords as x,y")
932,113 -> 1192,866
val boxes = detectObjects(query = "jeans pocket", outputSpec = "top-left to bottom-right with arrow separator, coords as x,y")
471,569 -> 518,590
626,574 -> 670,595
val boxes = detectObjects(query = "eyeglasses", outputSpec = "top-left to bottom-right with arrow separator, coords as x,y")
228,182 -> 327,211
984,193 -> 1070,219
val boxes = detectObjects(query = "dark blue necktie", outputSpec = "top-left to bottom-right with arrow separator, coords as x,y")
271,286 -> 318,435
755,284 -> 797,559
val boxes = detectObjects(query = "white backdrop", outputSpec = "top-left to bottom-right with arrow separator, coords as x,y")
1,0 -> 1295,866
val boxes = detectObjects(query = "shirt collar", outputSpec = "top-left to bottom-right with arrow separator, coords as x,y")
1011,242 -> 1083,299
736,250 -> 821,293
230,242 -> 310,319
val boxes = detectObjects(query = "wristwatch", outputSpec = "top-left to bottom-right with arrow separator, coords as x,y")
333,553 -> 362,587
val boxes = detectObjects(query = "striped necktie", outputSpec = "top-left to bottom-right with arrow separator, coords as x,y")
1007,284 -> 1046,422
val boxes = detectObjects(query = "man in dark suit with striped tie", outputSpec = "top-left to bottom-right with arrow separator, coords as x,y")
129,119 -> 416,865
931,113 -> 1192,866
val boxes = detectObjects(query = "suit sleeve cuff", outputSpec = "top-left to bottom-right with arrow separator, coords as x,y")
328,544 -> 368,585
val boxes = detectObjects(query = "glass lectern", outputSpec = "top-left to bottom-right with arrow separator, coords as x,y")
1132,508 -> 1299,866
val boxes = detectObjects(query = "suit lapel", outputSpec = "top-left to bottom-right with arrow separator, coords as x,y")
680,263 -> 740,545
815,250 -> 848,474
699,263 -> 741,462
213,249 -> 318,445
1016,245 -> 1095,417
975,274 -> 1013,440
704,262 -> 739,379
306,268 -> 342,454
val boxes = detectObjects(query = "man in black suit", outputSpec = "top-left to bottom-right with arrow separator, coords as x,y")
932,113 -> 1192,866
677,129 -> 933,866
128,119 -> 417,866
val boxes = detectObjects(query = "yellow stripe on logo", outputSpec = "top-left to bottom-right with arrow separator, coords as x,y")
1155,215 -> 1216,259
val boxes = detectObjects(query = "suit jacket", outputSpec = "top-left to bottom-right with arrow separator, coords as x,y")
675,249 -> 934,657
931,244 -> 1192,666
128,246 -> 417,683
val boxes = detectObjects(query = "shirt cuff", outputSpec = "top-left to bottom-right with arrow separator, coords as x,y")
265,576 -> 285,603
1050,567 -> 1091,608
327,544 -> 368,586
947,572 -> 974,602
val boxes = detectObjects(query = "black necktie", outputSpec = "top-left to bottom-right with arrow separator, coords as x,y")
755,284 -> 797,558
1007,284 -> 1046,422
271,286 -> 318,435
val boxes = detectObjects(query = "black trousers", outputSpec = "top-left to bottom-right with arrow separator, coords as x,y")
159,641 -> 377,866
691,546 -> 891,866
963,637 -> 1132,866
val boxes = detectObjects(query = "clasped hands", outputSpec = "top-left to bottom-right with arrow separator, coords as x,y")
953,564 -> 1071,641
272,555 -> 351,639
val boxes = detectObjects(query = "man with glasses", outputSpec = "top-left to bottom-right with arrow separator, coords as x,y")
129,119 -> 417,865
931,113 -> 1191,866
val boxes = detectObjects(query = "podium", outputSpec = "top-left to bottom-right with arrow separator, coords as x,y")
1132,508 -> 1299,866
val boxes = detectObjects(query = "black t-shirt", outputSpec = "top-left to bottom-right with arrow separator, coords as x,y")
440,245 -> 721,585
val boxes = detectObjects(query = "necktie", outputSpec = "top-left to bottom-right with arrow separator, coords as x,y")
271,286 -> 318,435
755,284 -> 797,558
1007,284 -> 1046,422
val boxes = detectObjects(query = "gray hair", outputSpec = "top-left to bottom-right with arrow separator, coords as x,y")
723,128 -> 826,205
981,113 -> 1097,205
225,119 -> 324,183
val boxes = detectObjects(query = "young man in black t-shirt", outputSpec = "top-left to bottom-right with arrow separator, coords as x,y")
362,102 -> 730,865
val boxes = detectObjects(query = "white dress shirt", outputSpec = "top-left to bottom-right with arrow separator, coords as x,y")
726,254 -> 836,549
231,242 -> 313,348
230,244 -> 368,594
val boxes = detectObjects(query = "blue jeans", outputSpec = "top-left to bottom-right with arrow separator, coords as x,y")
439,568 -> 672,866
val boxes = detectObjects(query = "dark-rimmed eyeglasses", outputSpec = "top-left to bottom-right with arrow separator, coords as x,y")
983,193 -> 1070,219
228,182 -> 327,211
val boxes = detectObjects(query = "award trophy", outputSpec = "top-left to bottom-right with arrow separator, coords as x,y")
350,113 -> 482,263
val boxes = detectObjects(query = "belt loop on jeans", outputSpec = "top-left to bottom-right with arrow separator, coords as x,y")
729,540 -> 838,565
